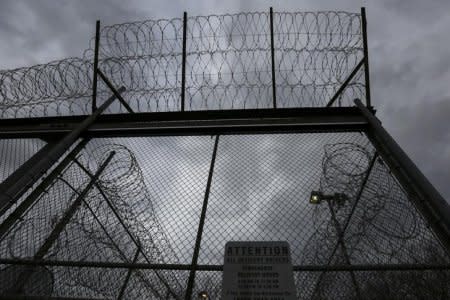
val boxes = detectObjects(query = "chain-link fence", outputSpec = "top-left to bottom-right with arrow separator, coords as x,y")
0,132 -> 448,299
0,7 -> 448,300
0,11 -> 364,118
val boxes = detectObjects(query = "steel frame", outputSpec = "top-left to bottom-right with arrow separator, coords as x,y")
0,107 -> 369,139
0,6 -> 450,300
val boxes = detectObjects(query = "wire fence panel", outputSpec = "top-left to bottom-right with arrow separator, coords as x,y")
0,132 -> 449,298
85,136 -> 216,265
0,136 -> 206,298
295,270 -> 450,300
198,133 -> 374,266
0,11 -> 364,118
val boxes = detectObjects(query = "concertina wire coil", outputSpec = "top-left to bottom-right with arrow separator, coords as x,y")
0,11 -> 364,118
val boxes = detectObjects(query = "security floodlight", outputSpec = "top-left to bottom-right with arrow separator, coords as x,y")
310,191 -> 322,204
310,191 -> 348,205
198,291 -> 208,299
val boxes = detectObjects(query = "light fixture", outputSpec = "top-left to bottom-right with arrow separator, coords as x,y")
310,191 -> 322,204
309,191 -> 348,205
198,291 -> 208,299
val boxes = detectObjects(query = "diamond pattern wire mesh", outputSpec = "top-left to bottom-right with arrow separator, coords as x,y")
0,11 -> 363,117
192,269 -> 450,300
0,132 -> 449,299
198,133 -> 373,265
0,138 -> 46,183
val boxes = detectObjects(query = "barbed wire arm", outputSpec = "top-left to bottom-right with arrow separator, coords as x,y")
92,20 -> 101,112
326,58 -> 364,107
97,69 -> 134,113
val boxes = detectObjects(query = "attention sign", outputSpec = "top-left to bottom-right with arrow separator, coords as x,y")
222,241 -> 296,300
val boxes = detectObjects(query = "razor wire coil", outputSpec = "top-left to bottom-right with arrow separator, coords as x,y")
0,11 -> 364,118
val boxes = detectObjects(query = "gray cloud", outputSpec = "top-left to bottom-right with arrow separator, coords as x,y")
382,97 -> 450,198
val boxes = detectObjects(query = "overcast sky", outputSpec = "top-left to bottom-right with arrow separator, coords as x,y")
0,0 -> 449,202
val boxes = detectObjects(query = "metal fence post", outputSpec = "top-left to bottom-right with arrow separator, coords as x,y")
92,20 -> 100,113
185,135 -> 220,299
326,59 -> 364,107
270,7 -> 277,109
181,12 -> 187,112
361,7 -> 371,107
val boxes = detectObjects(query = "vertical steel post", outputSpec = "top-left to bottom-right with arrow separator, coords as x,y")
269,7 -> 277,109
361,7 -> 371,107
185,135 -> 220,299
97,70 -> 134,113
181,12 -> 187,112
92,20 -> 100,113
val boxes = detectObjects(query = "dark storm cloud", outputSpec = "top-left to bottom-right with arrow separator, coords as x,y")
382,97 -> 450,199
367,3 -> 450,201
382,0 -> 449,22
0,0 -> 183,68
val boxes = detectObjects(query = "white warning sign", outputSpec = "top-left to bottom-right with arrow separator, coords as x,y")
222,241 -> 296,300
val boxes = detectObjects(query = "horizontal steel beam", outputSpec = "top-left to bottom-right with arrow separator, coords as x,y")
0,258 -> 449,272
0,107 -> 369,139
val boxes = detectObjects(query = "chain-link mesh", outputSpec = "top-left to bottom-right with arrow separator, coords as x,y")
0,11 -> 363,118
192,268 -> 450,299
0,132 -> 448,298
0,138 -> 47,183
